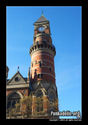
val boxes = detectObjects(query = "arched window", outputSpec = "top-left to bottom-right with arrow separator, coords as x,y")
36,90 -> 43,97
38,61 -> 42,67
7,92 -> 21,109
36,90 -> 43,112
49,67 -> 52,72
48,91 -> 56,114
49,91 -> 55,102
37,74 -> 43,78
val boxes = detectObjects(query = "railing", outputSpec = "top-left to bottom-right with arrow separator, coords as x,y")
30,42 -> 55,50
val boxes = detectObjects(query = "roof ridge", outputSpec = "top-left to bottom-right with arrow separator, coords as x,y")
34,15 -> 49,24
7,71 -> 26,84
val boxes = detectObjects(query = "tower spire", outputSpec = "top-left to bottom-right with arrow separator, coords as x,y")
17,66 -> 19,72
41,10 -> 44,16
28,67 -> 30,82
28,67 -> 30,79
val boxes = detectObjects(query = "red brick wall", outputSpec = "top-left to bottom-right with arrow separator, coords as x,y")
45,28 -> 49,34
31,50 -> 55,82
6,88 -> 29,97
34,35 -> 52,44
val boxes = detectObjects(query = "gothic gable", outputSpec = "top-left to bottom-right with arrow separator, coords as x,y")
7,71 -> 27,85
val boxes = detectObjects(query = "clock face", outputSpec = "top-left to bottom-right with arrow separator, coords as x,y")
38,26 -> 45,32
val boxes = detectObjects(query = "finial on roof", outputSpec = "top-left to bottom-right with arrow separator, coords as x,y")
41,10 -> 44,16
28,67 -> 30,76
17,66 -> 19,71
28,67 -> 30,72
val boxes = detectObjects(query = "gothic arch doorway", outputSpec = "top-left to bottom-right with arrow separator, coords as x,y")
7,91 -> 23,109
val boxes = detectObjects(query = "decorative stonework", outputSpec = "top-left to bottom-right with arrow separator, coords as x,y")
6,83 -> 29,89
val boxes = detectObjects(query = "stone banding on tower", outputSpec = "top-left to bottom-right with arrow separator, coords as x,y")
30,21 -> 56,83
29,14 -> 58,118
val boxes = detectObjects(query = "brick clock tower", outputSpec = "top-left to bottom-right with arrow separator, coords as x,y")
29,14 -> 59,119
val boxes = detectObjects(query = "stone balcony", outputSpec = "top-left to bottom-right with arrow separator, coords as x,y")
29,42 -> 56,56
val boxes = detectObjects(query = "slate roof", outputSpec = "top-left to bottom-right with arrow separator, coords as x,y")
34,15 -> 49,24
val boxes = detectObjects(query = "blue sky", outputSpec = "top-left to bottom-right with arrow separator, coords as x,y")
6,6 -> 82,118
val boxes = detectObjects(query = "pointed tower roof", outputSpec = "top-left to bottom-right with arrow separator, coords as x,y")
34,15 -> 49,25
27,67 -> 30,81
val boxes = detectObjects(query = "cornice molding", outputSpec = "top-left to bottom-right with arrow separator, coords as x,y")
6,83 -> 29,90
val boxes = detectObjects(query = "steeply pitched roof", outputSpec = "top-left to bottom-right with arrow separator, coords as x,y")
34,15 -> 49,24
24,78 -> 27,82
7,71 -> 27,85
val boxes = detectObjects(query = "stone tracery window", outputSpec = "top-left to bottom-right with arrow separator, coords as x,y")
36,90 -> 43,112
7,92 -> 21,109
49,91 -> 55,102
36,90 -> 43,97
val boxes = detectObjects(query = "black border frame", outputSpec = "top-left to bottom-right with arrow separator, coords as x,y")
0,0 -> 88,124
